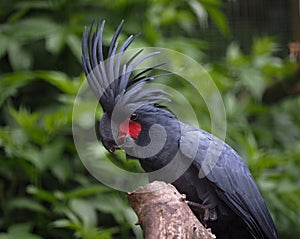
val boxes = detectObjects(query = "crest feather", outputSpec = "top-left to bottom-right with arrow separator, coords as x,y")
81,20 -> 170,114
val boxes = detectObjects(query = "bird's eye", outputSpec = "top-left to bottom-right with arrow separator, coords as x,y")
130,113 -> 137,121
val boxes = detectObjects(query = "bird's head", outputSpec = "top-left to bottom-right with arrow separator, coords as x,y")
82,20 -> 177,158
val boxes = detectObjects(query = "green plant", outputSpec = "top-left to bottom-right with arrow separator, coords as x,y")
0,1 -> 298,238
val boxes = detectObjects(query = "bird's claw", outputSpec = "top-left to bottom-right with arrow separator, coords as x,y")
186,200 -> 218,226
204,207 -> 210,222
208,207 -> 218,221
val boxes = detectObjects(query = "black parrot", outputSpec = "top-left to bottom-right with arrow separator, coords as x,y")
81,20 -> 278,239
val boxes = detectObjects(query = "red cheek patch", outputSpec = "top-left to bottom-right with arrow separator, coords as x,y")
119,119 -> 142,140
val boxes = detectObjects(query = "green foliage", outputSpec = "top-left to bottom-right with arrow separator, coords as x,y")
0,223 -> 43,239
0,1 -> 299,239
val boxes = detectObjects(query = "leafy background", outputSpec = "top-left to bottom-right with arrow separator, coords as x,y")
0,0 -> 299,238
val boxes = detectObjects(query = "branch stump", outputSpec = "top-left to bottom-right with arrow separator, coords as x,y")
127,181 -> 216,239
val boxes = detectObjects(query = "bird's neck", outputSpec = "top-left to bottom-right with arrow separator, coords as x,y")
138,118 -> 181,172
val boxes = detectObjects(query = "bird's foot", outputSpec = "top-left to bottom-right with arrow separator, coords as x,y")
186,200 -> 218,226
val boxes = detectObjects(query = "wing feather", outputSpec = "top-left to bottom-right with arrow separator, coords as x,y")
179,123 -> 278,239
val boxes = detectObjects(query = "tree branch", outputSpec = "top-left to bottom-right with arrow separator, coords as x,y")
127,181 -> 216,239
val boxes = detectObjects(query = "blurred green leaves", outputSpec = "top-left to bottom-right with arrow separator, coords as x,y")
223,37 -> 294,100
0,223 -> 42,239
1,18 -> 61,70
0,0 -> 299,239
0,72 -> 35,105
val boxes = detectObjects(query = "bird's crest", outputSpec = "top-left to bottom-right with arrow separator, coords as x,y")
81,20 -> 170,116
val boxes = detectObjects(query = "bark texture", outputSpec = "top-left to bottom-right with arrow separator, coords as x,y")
127,181 -> 216,239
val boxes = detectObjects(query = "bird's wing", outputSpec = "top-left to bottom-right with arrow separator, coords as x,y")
179,123 -> 278,239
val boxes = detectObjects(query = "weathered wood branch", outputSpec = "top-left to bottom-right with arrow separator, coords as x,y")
127,181 -> 216,239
